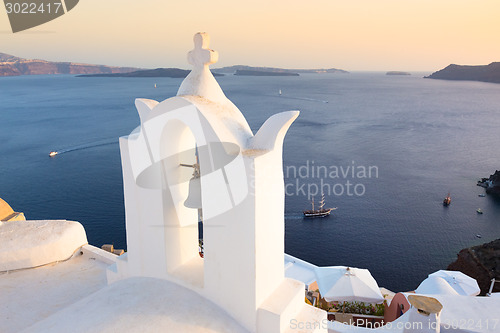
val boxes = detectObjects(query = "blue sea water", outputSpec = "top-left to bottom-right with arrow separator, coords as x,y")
1,73 -> 499,292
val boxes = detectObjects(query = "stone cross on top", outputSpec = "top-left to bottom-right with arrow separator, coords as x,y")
188,33 -> 218,70
177,32 -> 227,104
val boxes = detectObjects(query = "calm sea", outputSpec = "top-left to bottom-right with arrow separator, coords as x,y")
1,73 -> 499,292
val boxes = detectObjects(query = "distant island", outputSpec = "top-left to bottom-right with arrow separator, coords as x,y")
448,238 -> 500,295
77,68 -> 226,78
0,52 -> 137,77
386,71 -> 411,76
425,62 -> 500,84
77,68 -> 188,78
234,69 -> 299,76
0,52 -> 348,78
213,65 -> 348,74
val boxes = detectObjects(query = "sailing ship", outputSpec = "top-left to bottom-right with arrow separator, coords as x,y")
303,194 -> 337,218
443,193 -> 451,206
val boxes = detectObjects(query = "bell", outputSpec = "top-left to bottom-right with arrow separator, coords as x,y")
184,175 -> 202,209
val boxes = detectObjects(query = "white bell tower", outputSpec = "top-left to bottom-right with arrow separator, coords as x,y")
111,32 -> 326,333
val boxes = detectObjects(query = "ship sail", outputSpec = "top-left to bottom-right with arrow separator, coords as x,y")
319,194 -> 325,209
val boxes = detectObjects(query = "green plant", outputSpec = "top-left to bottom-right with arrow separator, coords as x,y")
330,301 -> 385,316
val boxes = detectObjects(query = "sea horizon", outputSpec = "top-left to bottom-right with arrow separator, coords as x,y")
1,72 -> 499,292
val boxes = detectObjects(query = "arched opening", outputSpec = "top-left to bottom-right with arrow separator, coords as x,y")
158,119 -> 204,288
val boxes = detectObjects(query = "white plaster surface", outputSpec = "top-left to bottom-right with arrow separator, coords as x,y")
285,253 -> 318,286
117,32 -> 321,332
0,246 -> 109,333
23,276 -> 249,333
177,32 -> 227,105
0,220 -> 87,272
417,294 -> 500,332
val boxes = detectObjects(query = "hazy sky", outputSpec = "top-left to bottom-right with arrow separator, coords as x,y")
1,0 -> 498,71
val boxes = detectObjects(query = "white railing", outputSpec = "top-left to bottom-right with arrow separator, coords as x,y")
487,278 -> 500,296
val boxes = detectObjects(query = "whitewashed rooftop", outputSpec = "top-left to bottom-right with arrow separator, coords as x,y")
21,276 -> 248,333
0,220 -> 248,333
285,253 -> 317,286
0,245 -> 109,332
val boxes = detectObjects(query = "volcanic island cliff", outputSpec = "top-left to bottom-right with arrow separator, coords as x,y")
425,62 -> 500,84
0,52 -> 137,76
448,238 -> 500,295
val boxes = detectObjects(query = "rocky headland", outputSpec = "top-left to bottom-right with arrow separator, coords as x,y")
0,53 -> 137,77
477,170 -> 500,195
447,239 -> 500,295
425,62 -> 500,84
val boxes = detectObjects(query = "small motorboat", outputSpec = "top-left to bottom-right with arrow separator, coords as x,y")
49,151 -> 58,157
476,234 -> 482,238
477,208 -> 483,214
478,194 -> 486,197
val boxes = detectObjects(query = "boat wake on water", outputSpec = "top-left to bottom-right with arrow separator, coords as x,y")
285,96 -> 329,104
285,214 -> 306,220
49,138 -> 117,157
270,93 -> 329,104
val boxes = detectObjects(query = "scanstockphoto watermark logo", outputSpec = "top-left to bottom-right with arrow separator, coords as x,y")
285,160 -> 379,199
289,318 -> 468,331
3,0 -> 79,33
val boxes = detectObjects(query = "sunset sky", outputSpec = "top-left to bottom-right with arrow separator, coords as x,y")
1,0 -> 499,71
